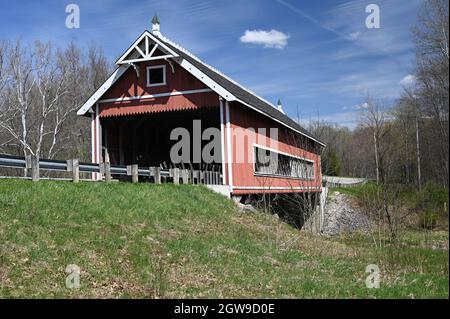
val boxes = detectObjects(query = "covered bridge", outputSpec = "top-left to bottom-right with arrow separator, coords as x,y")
77,16 -> 325,198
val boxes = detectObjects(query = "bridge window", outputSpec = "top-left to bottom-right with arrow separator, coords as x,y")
147,65 -> 166,87
254,146 -> 314,180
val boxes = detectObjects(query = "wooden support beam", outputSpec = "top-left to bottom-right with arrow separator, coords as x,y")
25,155 -> 32,170
104,162 -> 112,183
151,167 -> 161,184
171,168 -> 180,185
181,169 -> 189,184
189,169 -> 194,184
127,164 -> 139,183
72,159 -> 80,183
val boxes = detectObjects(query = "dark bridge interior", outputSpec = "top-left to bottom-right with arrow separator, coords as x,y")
100,107 -> 222,171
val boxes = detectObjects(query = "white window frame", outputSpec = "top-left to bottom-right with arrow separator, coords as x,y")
252,144 -> 315,180
146,65 -> 166,87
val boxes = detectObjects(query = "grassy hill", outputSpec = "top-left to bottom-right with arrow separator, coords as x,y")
0,179 -> 448,298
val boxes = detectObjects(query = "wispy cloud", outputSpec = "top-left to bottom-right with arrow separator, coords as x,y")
240,29 -> 289,49
400,74 -> 416,86
349,31 -> 361,40
323,0 -> 422,55
275,0 -> 353,41
0,0 -> 423,129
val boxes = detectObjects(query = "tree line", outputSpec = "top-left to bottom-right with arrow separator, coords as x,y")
0,40 -> 110,168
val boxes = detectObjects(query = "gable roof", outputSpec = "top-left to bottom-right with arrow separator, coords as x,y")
77,30 -> 325,147
157,35 -> 324,146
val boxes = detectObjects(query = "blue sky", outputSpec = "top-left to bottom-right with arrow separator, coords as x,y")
0,0 -> 423,128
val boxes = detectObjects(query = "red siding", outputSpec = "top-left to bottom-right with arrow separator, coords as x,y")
103,59 -> 209,99
98,59 -> 218,117
228,102 -> 322,194
93,55 -> 322,194
99,91 -> 218,117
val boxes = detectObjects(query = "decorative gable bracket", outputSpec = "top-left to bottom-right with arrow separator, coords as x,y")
116,31 -> 179,65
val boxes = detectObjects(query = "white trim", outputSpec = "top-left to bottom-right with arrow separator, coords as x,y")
253,172 -> 315,181
123,55 -> 174,64
146,65 -> 166,87
149,43 -> 158,57
253,143 -> 315,181
225,101 -> 233,189
176,57 -> 236,101
96,102 -> 101,166
253,143 -> 314,163
97,88 -> 213,104
116,31 -> 179,65
232,186 -> 321,191
77,65 -> 130,115
219,98 -> 226,185
91,112 -> 95,180
92,103 -> 101,181
134,45 -> 145,58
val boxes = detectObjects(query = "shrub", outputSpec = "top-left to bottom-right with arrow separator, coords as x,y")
418,211 -> 440,229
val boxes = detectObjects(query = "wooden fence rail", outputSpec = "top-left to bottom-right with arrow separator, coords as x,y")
0,154 -> 222,185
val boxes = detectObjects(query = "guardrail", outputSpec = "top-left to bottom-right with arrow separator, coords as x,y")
322,176 -> 367,188
0,154 -> 222,185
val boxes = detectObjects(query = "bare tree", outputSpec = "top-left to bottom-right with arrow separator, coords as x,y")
0,39 -> 111,172
412,0 -> 449,187
0,41 -> 35,168
359,96 -> 390,184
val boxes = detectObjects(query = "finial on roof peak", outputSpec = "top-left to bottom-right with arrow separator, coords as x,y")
152,14 -> 161,36
152,14 -> 160,25
277,99 -> 285,114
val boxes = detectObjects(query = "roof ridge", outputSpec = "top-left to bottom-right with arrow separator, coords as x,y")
157,34 -> 279,110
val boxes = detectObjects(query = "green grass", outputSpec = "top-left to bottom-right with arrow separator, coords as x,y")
0,179 -> 448,298
330,182 -> 377,198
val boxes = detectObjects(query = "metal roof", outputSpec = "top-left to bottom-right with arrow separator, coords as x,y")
157,35 -> 324,146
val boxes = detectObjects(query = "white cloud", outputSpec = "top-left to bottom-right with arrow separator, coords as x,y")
349,31 -> 361,40
354,102 -> 369,110
240,29 -> 289,49
400,74 -> 416,86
